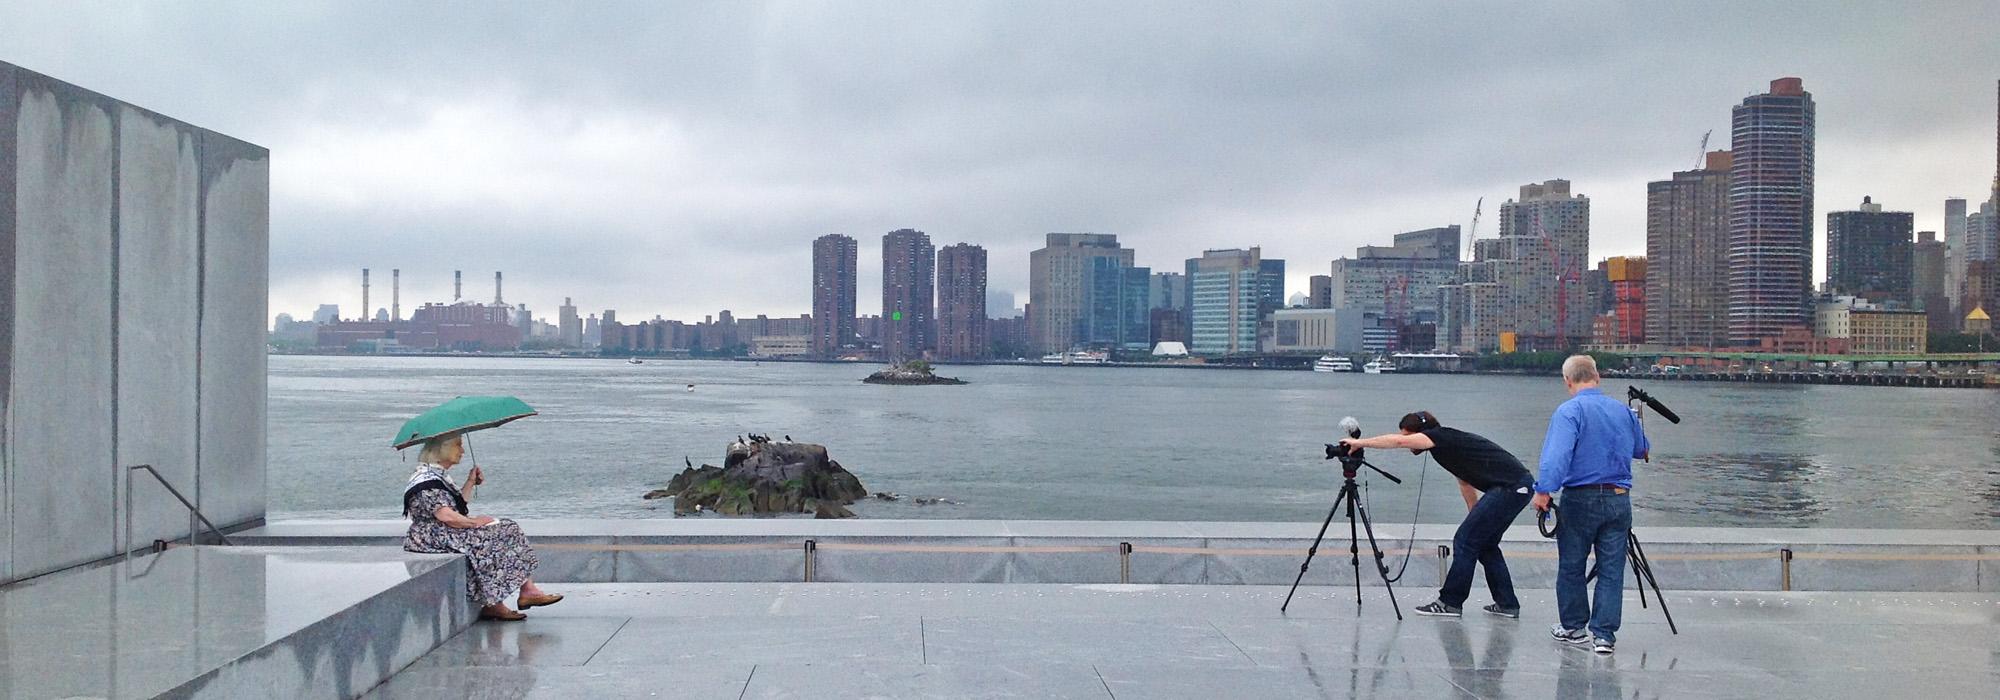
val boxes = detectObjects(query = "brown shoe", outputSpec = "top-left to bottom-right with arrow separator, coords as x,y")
518,593 -> 564,610
479,605 -> 526,621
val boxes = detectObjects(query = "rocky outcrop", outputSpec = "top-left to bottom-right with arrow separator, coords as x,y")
645,440 -> 867,517
863,360 -> 967,385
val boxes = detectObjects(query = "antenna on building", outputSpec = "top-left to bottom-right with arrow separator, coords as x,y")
361,268 -> 370,322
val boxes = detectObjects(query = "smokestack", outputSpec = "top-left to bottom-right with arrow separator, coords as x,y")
454,270 -> 463,302
361,268 -> 370,322
495,271 -> 504,305
392,269 -> 401,322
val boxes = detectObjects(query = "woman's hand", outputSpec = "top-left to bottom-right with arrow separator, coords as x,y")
465,466 -> 485,487
474,515 -> 497,527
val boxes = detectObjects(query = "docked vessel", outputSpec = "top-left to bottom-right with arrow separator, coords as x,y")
1312,355 -> 1355,373
1362,359 -> 1397,374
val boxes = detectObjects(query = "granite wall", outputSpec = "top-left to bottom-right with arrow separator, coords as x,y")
0,61 -> 269,584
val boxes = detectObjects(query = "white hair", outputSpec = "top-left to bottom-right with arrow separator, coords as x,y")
1562,354 -> 1600,385
418,434 -> 462,465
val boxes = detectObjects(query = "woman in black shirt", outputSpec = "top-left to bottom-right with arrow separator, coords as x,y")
1338,411 -> 1535,618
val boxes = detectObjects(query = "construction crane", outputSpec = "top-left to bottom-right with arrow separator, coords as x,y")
1695,129 -> 1712,168
1462,197 -> 1483,262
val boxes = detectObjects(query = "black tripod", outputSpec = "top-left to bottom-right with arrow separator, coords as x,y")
1282,447 -> 1404,619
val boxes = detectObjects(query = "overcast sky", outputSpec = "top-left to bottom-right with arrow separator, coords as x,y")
4,2 -> 1997,323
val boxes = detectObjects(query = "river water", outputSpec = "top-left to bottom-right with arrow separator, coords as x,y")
269,355 -> 2000,529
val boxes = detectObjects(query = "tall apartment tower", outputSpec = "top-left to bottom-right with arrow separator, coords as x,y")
1914,231 -> 1952,329
1826,197 -> 1914,304
881,229 -> 936,361
1946,198 -> 1969,310
935,243 -> 989,361
1187,248 -> 1266,355
1500,180 -> 1591,349
1028,233 -> 1136,354
1646,151 -> 1733,348
811,234 -> 858,357
1727,77 -> 1816,345
559,297 -> 581,347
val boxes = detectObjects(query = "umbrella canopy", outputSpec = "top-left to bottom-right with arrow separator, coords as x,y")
392,395 -> 538,450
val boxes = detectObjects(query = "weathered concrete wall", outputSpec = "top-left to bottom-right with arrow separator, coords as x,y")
0,61 -> 268,584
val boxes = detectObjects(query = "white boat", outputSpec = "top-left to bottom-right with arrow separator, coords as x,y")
627,357 -> 643,365
1362,359 -> 1397,374
1066,351 -> 1108,365
1042,351 -> 1109,365
1312,355 -> 1355,373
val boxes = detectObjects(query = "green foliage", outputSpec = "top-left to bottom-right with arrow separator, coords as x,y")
1475,350 -> 1625,374
1928,331 -> 1994,354
900,359 -> 933,374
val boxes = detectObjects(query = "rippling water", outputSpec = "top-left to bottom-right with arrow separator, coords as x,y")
269,354 -> 2000,529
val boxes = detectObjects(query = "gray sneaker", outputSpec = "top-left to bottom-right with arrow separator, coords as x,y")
1550,624 -> 1590,645
1592,637 -> 1614,654
1414,601 -> 1462,617
1482,604 -> 1520,619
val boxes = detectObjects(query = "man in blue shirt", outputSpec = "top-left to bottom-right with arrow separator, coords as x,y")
1531,355 -> 1649,655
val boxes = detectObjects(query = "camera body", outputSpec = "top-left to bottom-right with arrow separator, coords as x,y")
1325,442 -> 1356,460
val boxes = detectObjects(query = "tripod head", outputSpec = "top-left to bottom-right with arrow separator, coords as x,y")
1324,416 -> 1403,483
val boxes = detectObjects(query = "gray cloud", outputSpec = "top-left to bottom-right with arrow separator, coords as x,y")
3,1 -> 1996,323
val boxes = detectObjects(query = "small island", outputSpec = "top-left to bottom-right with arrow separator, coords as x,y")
646,437 -> 868,518
863,360 -> 968,385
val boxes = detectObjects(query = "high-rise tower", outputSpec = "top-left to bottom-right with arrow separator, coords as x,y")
811,234 -> 859,357
1646,151 -> 1733,347
936,243 -> 989,360
1727,77 -> 1816,345
881,229 -> 936,361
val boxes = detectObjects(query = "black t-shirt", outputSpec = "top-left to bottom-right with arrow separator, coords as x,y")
1419,426 -> 1533,491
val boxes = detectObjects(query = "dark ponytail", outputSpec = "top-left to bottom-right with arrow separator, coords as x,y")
1398,411 -> 1439,433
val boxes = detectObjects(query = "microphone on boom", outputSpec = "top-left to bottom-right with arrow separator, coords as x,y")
1626,386 -> 1682,424
1339,416 -> 1361,439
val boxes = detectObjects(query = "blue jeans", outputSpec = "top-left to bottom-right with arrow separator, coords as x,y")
1555,489 -> 1631,642
1438,482 -> 1531,609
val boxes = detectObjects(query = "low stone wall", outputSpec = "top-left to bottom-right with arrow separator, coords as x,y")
237,520 -> 2000,593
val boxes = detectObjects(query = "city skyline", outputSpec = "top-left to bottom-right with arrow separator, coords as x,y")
6,5 -> 1995,324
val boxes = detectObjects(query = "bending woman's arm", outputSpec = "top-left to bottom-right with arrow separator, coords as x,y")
1340,432 -> 1435,451
433,507 -> 495,529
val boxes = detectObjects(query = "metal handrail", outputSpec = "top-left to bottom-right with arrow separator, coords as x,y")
125,464 -> 234,558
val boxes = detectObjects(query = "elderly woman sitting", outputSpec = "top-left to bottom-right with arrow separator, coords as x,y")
403,434 -> 560,621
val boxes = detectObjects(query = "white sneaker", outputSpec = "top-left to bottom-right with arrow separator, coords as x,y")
1550,624 -> 1590,645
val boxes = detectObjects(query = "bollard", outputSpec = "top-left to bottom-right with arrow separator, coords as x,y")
804,539 -> 817,582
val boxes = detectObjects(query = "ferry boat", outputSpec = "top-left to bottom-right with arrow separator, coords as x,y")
1362,359 -> 1397,374
1312,355 -> 1355,373
1041,351 -> 1109,365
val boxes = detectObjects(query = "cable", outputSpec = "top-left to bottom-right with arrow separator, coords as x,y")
1537,502 -> 1558,538
1372,453 -> 1429,583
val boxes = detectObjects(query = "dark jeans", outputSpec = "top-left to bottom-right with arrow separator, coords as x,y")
1437,482 -> 1532,609
1555,489 -> 1632,642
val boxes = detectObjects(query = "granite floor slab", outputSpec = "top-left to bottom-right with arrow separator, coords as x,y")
364,582 -> 2000,699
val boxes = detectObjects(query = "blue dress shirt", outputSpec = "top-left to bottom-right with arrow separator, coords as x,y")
1534,387 -> 1650,494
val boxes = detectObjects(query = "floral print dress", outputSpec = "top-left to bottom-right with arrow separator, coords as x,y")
402,465 -> 539,606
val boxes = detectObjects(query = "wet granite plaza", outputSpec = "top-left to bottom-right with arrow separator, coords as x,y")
363,582 -> 2000,699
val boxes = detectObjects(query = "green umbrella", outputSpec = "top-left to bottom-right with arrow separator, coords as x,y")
392,395 -> 538,450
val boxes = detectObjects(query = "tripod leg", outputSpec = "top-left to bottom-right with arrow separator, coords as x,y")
1346,483 -> 1362,609
1628,534 -> 1679,634
1351,492 -> 1404,620
1282,489 -> 1347,612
